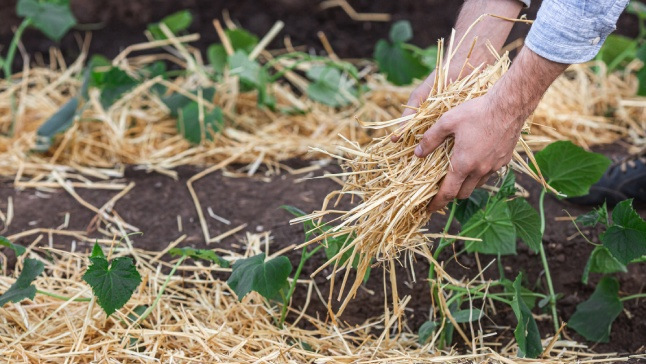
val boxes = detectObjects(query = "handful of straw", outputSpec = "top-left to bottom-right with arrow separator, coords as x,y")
294,38 -> 549,317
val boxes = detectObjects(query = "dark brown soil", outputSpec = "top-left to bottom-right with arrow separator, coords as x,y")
1,0 -> 643,70
1,147 -> 646,355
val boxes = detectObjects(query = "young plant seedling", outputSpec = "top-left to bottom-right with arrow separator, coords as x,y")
569,199 -> 646,342
83,243 -> 141,316
374,20 -> 437,85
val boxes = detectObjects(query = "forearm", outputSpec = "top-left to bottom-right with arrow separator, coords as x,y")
489,46 -> 569,127
448,0 -> 523,78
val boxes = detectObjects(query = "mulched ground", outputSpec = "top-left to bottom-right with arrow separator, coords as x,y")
1,148 -> 645,355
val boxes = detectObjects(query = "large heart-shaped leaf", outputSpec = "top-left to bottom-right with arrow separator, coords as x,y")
569,276 -> 622,342
17,0 -> 76,41
227,253 -> 292,301
464,199 -> 517,255
601,199 -> 646,265
508,198 -> 542,253
511,274 -> 542,358
0,258 -> 44,307
83,243 -> 142,316
534,141 -> 611,197
162,87 -> 216,118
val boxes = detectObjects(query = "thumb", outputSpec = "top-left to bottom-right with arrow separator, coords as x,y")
415,116 -> 454,158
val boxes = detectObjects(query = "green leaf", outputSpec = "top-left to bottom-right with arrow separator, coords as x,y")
0,258 -> 44,307
497,169 -> 516,200
511,274 -> 542,358
0,236 -> 26,257
389,20 -> 413,43
534,141 -> 611,197
226,253 -> 292,301
139,61 -> 167,95
464,199 -> 517,255
582,246 -> 627,284
508,198 -> 542,253
418,320 -> 437,345
601,199 -> 646,265
90,67 -> 139,109
454,188 -> 489,225
82,244 -> 142,316
126,304 -> 148,323
452,308 -> 483,323
306,66 -> 354,107
207,44 -> 228,74
33,97 -> 79,152
17,0 -> 76,41
176,102 -> 224,144
162,87 -> 216,118
374,39 -> 429,86
169,247 -> 229,268
576,203 -> 609,227
226,29 -> 259,54
148,10 -> 193,40
569,276 -> 622,342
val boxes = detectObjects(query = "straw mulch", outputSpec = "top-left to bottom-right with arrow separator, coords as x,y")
527,60 -> 645,151
1,231 -> 638,363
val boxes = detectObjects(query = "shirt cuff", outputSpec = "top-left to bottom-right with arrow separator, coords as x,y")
525,0 -> 629,64
518,0 -> 530,8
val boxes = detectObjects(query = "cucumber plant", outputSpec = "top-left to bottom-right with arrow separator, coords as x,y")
421,141 -> 613,357
568,199 -> 646,342
226,205 -> 367,328
0,236 -> 228,319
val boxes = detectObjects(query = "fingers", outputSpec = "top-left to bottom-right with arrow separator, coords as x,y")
476,173 -> 492,188
427,170 -> 467,212
414,116 -> 453,157
456,174 -> 482,200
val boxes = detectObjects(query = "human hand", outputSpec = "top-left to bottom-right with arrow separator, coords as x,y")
414,93 -> 525,212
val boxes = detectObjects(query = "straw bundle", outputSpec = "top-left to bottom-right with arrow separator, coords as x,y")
293,38 -> 549,317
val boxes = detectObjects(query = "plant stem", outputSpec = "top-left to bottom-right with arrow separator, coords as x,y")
4,18 -> 31,137
36,289 -> 92,302
429,202 -> 457,281
136,255 -> 187,324
278,245 -> 323,327
538,188 -> 560,334
620,293 -> 646,302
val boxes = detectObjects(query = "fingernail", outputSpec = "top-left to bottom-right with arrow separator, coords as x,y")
414,145 -> 423,157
